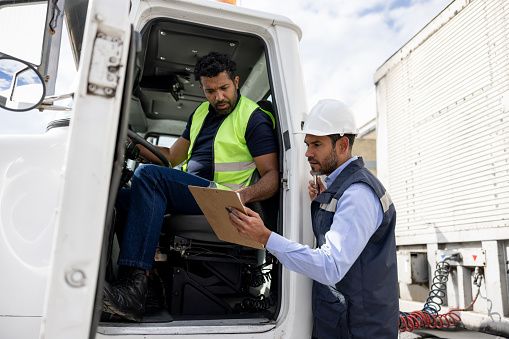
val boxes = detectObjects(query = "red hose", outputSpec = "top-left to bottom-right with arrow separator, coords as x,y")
399,291 -> 478,332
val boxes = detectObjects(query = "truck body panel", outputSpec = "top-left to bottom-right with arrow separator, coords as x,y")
375,0 -> 509,335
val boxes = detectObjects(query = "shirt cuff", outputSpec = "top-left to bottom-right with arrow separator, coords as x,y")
266,232 -> 291,254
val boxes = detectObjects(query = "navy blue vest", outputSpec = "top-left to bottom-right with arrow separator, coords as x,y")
310,158 -> 398,339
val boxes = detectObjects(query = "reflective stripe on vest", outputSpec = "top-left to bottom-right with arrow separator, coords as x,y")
320,198 -> 338,212
183,95 -> 274,190
320,189 -> 393,213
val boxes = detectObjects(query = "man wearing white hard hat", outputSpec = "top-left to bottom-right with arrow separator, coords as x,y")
228,99 -> 398,338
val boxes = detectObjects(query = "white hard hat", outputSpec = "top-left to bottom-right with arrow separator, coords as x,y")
297,99 -> 359,136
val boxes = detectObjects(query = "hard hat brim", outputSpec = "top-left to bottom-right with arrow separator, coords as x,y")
293,129 -> 359,136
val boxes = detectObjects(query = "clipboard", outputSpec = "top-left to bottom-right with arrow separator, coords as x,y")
188,185 -> 264,250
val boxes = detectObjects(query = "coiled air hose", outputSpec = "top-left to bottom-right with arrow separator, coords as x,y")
239,293 -> 278,312
399,255 -> 483,332
238,256 -> 278,312
244,261 -> 273,288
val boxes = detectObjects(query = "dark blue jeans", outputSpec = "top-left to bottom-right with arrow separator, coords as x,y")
115,164 -> 210,270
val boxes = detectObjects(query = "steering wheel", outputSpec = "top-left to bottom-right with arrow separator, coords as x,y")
127,129 -> 171,168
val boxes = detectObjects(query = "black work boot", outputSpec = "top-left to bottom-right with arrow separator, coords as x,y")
102,267 -> 148,322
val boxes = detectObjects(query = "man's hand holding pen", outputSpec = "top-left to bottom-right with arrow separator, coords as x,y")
308,171 -> 326,201
225,207 -> 239,218
227,206 -> 271,247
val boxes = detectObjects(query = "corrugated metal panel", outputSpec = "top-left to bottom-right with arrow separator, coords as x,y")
381,0 -> 509,242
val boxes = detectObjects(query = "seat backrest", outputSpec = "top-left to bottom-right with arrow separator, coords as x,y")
251,100 -> 280,232
245,169 -> 279,232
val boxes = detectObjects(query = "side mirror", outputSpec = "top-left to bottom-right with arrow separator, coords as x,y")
0,57 -> 46,112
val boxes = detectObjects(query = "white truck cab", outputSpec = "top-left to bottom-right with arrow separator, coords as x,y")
0,0 -> 314,338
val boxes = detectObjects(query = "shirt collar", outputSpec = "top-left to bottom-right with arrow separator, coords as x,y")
324,156 -> 358,188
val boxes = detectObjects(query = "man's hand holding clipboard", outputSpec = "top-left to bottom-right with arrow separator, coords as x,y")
188,185 -> 265,249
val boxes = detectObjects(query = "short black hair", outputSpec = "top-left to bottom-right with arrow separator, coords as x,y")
329,134 -> 355,151
194,52 -> 236,83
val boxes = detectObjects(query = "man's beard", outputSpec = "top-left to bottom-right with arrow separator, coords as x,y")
214,99 -> 233,114
215,92 -> 238,115
309,150 -> 339,176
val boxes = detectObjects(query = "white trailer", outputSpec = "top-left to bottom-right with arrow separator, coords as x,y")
375,0 -> 509,336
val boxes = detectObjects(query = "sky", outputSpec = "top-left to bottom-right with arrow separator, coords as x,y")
0,59 -> 43,88
0,0 -> 452,133
240,0 -> 452,127
0,59 -> 45,111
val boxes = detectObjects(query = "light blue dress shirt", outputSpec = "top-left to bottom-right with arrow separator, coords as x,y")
265,157 -> 383,286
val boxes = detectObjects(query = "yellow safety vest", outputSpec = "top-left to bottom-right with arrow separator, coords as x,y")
183,96 -> 275,190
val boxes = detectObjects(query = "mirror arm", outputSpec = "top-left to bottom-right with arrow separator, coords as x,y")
37,104 -> 72,112
41,92 -> 74,105
38,92 -> 74,110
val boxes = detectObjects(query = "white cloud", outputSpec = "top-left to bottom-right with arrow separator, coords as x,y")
0,78 -> 9,91
18,71 -> 41,85
0,58 -> 31,77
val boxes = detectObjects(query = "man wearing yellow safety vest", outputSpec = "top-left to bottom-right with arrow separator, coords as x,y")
102,52 -> 279,322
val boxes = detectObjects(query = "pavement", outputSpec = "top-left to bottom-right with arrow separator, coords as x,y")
398,327 -> 509,339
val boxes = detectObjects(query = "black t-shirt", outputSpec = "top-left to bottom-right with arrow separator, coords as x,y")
181,99 -> 277,181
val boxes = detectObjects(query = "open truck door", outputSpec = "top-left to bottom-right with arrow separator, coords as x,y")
40,0 -> 132,337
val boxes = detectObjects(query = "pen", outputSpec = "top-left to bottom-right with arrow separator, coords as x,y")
225,207 -> 240,218
314,175 -> 320,194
